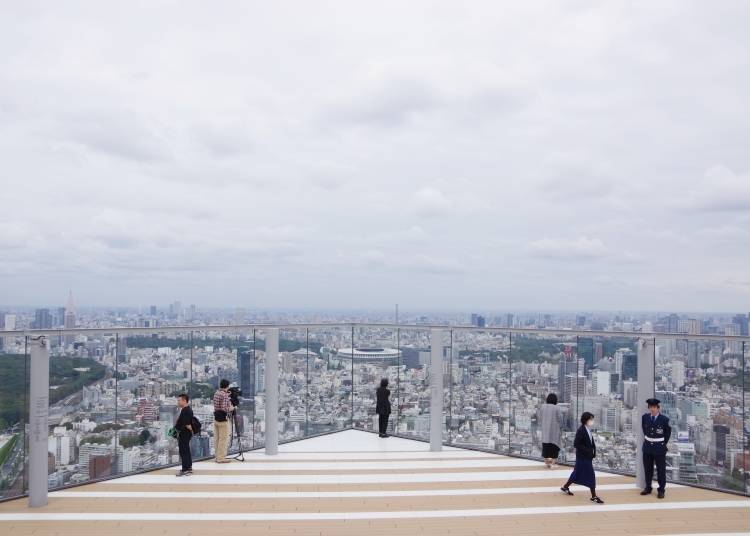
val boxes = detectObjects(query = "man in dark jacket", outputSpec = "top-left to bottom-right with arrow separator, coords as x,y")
641,398 -> 672,498
175,393 -> 194,476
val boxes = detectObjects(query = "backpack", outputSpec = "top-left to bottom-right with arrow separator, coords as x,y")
191,416 -> 202,435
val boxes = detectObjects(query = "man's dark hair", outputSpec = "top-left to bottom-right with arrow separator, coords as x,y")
178,393 -> 190,403
380,378 -> 389,388
581,411 -> 595,424
219,379 -> 230,389
546,393 -> 558,405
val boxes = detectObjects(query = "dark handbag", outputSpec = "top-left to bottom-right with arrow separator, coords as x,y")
214,410 -> 228,422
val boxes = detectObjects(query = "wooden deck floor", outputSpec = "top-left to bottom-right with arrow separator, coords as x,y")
1,431 -> 748,536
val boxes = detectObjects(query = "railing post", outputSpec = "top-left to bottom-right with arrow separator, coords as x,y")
265,328 -> 279,455
635,337 -> 655,489
28,336 -> 49,508
430,329 -> 444,452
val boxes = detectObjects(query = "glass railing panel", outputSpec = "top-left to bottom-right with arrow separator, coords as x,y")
190,328 -> 255,457
43,329 -> 118,488
395,328 -> 431,441
449,329 -> 509,452
509,332 -> 579,461
352,326 -> 399,434
306,326 -> 353,434
117,330 -> 193,477
278,328 -> 308,441
0,335 -> 28,500
657,337 -> 745,493
744,340 -> 749,495
585,334 -> 641,474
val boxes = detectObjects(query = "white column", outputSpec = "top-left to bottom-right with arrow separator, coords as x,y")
28,336 -> 50,508
264,328 -> 279,455
635,337 -> 655,489
429,329 -> 444,452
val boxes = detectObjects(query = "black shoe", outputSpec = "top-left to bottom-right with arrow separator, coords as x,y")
561,487 -> 574,496
640,488 -> 652,496
382,434 -> 390,438
378,433 -> 385,437
657,490 -> 665,499
590,496 -> 604,504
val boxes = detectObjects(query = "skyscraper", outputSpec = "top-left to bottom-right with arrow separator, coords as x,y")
237,346 -> 255,398
34,308 -> 52,329
621,351 -> 637,381
558,356 -> 579,402
64,290 -> 76,346
713,424 -> 730,465
578,337 -> 594,373
731,314 -> 748,336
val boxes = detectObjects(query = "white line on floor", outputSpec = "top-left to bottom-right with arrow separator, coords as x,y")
50,483 -> 677,499
1,500 -> 748,522
187,458 -> 542,471
107,470 -> 622,485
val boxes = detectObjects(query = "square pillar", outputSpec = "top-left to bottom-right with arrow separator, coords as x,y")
430,329 -> 444,452
28,336 -> 49,508
635,337 -> 655,489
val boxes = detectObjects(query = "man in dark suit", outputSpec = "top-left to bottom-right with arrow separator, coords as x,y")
641,398 -> 671,498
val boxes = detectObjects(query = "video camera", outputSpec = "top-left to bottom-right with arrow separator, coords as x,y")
228,386 -> 243,407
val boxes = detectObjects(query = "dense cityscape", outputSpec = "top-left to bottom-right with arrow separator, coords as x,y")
1,294 -> 748,500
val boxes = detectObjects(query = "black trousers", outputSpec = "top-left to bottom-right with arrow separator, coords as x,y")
178,432 -> 193,471
643,450 -> 666,491
378,413 -> 389,435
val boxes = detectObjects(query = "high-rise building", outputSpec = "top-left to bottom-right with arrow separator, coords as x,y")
667,314 -> 679,334
149,305 -> 157,316
713,424 -> 730,465
237,346 -> 255,398
687,318 -> 701,335
34,308 -> 52,329
671,360 -> 685,389
576,315 -> 586,327
470,314 -> 486,327
64,290 -> 76,346
731,314 -> 748,336
505,313 -> 514,328
623,380 -> 638,408
593,371 -> 611,396
594,342 -> 604,361
2,313 -> 17,350
578,337 -> 594,373
621,351 -> 637,381
558,356 -> 579,402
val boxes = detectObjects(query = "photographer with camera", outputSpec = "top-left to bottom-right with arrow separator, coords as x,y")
213,379 -> 235,463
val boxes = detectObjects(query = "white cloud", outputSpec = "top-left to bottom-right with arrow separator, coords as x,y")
527,237 -> 608,259
676,166 -> 750,212
413,187 -> 452,218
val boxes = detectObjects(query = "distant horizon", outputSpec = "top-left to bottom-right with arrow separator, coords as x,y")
2,302 -> 748,317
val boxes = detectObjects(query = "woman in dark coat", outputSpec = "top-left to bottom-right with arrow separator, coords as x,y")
375,378 -> 391,438
561,412 -> 604,503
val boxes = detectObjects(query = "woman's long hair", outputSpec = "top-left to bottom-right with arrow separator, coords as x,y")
380,378 -> 389,388
546,393 -> 558,405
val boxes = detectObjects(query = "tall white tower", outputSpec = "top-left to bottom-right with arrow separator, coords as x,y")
64,290 -> 76,347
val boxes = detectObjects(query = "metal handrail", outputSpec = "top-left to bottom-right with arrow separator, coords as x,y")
3,322 -> 749,342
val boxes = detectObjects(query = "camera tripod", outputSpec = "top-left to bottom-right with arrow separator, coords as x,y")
227,409 -> 246,461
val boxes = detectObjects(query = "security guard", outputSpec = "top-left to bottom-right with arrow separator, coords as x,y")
641,398 -> 671,499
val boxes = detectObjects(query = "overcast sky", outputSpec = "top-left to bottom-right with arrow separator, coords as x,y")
1,1 -> 749,312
